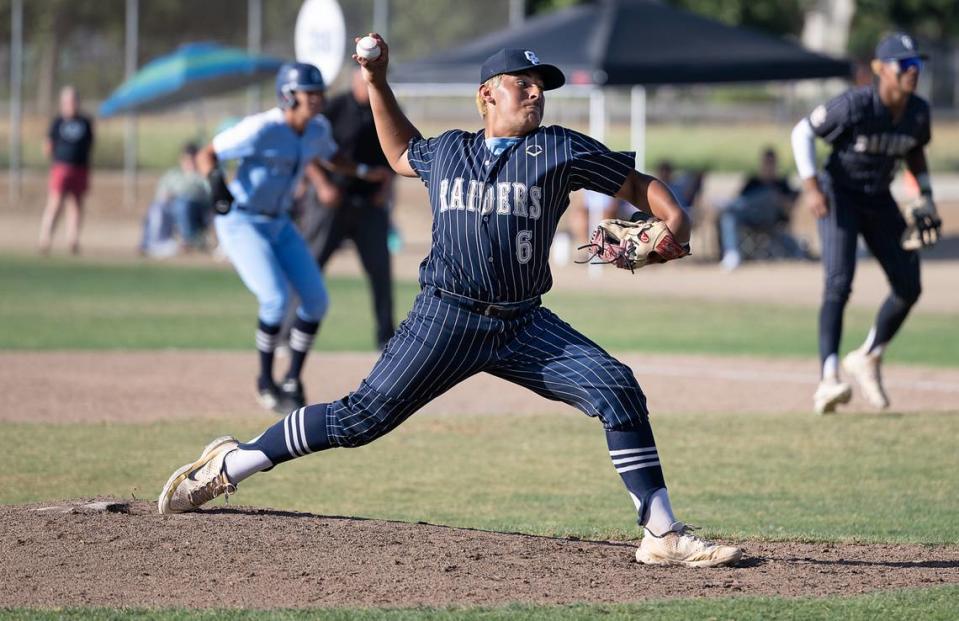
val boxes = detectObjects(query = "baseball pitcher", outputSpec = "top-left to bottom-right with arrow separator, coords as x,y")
160,38 -> 742,568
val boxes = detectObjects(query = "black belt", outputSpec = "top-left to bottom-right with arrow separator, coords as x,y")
434,289 -> 540,320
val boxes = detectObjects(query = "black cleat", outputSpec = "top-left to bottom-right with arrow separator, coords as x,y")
255,377 -> 288,414
278,377 -> 306,413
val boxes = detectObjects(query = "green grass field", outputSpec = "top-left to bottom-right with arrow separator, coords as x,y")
2,254 -> 957,618
1,255 -> 957,365
2,410 -> 958,544
2,586 -> 958,620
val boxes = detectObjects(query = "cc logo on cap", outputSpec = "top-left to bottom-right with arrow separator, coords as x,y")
524,50 -> 540,65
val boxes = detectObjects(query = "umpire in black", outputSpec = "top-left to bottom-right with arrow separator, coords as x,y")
288,69 -> 397,349
792,33 -> 940,415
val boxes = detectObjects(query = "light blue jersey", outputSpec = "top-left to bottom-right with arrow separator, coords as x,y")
213,108 -> 338,217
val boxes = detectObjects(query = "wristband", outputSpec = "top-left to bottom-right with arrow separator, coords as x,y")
916,172 -> 933,197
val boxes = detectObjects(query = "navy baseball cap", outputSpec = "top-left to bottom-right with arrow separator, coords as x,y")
480,48 -> 565,90
875,33 -> 928,60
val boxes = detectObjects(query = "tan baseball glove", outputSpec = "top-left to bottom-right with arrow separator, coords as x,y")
577,215 -> 690,272
900,196 -> 942,251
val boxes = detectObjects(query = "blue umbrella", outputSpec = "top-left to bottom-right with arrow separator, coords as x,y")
99,42 -> 285,117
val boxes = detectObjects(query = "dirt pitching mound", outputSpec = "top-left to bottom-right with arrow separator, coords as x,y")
2,501 -> 957,609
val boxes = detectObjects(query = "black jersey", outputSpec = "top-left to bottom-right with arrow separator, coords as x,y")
808,85 -> 930,196
407,125 -> 635,303
324,93 -> 390,197
48,115 -> 94,166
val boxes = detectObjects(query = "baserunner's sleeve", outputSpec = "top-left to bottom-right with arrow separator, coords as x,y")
212,115 -> 264,161
566,129 -> 636,195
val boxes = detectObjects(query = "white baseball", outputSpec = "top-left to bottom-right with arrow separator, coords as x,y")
355,36 -> 381,61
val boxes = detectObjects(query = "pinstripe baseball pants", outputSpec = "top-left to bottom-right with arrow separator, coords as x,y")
818,181 -> 921,363
323,286 -> 650,448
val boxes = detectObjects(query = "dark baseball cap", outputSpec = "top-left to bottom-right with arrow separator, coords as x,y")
480,48 -> 565,90
875,33 -> 927,61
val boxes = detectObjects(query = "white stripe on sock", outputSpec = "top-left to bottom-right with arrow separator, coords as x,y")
616,460 -> 661,474
288,409 -> 305,457
283,412 -> 300,457
297,408 -> 312,454
609,447 -> 658,457
289,328 -> 315,352
256,331 -> 280,352
612,453 -> 659,466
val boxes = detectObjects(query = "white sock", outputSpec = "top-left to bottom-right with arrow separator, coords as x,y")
643,488 -> 679,536
223,448 -> 273,484
862,327 -> 885,357
822,354 -> 839,380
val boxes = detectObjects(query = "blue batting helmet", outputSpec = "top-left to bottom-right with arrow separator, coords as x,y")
275,62 -> 326,109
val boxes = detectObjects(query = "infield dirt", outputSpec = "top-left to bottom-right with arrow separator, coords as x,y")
3,350 -> 958,424
2,501 -> 958,609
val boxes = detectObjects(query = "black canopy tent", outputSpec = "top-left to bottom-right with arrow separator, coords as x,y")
391,0 -> 852,172
393,0 -> 851,86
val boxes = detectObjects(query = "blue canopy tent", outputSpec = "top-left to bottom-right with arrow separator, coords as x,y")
99,42 -> 284,117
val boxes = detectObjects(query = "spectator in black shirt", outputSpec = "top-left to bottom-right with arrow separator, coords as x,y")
288,69 -> 397,348
38,86 -> 94,255
717,147 -> 804,270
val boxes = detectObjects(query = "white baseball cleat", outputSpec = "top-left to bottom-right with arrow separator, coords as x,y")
158,435 -> 239,514
843,348 -> 889,409
636,522 -> 743,568
813,378 -> 853,415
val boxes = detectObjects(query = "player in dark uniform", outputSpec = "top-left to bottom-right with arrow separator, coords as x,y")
159,37 -> 743,568
791,33 -> 939,414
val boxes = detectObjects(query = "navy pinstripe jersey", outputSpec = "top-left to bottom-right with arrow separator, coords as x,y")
407,125 -> 635,303
808,86 -> 931,196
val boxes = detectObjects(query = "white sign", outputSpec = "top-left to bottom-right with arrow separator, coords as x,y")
295,0 -> 347,85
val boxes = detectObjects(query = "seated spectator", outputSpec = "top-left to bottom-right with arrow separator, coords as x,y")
575,160 -> 705,240
716,148 -> 806,271
656,160 -> 705,218
140,143 -> 211,257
